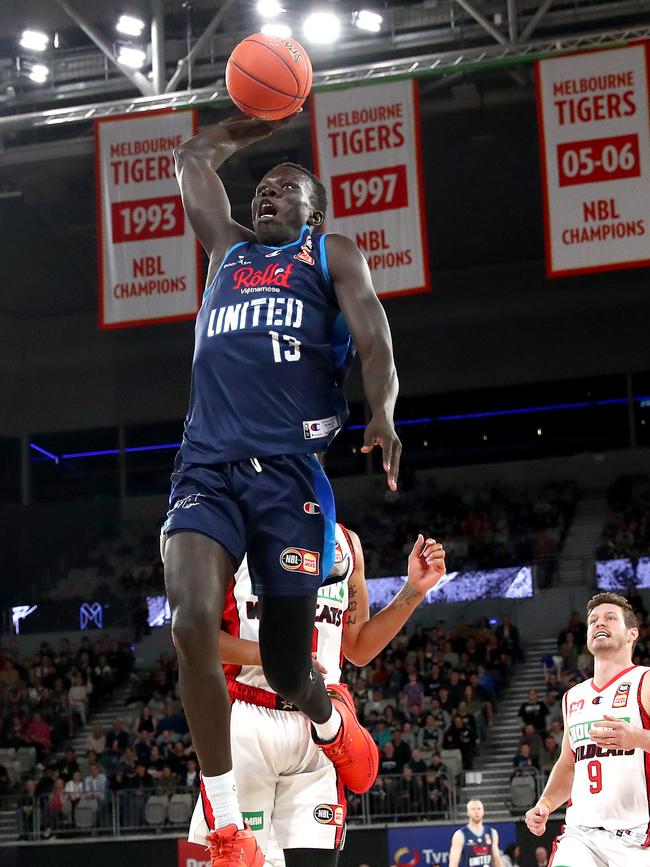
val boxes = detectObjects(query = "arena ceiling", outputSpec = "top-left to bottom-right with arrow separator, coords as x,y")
0,0 -> 648,319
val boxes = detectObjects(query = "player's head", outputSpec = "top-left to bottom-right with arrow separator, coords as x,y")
586,592 -> 638,656
252,162 -> 327,244
466,799 -> 484,823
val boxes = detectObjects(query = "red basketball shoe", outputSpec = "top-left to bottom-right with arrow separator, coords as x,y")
206,824 -> 265,867
314,682 -> 379,794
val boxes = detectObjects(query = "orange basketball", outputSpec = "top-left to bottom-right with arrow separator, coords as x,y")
226,33 -> 312,121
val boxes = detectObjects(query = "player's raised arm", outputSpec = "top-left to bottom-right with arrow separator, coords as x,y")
525,698 -> 575,835
343,532 -> 446,666
174,115 -> 292,275
325,234 -> 401,490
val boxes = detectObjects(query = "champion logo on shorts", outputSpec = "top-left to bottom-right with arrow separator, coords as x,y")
303,502 -> 321,515
279,547 -> 320,575
313,804 -> 344,826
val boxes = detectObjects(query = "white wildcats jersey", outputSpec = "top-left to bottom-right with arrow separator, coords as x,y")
565,664 -> 650,840
222,523 -> 354,692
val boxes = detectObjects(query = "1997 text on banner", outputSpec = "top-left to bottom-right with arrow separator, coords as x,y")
310,80 -> 430,298
95,109 -> 202,329
535,43 -> 650,277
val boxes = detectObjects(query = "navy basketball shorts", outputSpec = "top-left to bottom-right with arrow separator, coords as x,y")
163,452 -> 336,597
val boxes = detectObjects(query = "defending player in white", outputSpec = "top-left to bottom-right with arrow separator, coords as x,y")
526,592 -> 650,866
186,527 -> 446,865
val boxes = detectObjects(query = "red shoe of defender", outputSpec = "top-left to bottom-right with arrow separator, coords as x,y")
206,824 -> 265,867
314,683 -> 379,794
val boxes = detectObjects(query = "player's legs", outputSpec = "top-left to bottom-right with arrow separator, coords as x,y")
258,594 -> 331,722
550,827 -> 607,867
164,531 -> 234,775
238,454 -> 336,722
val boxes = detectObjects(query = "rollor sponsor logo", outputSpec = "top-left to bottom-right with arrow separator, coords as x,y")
302,551 -> 318,574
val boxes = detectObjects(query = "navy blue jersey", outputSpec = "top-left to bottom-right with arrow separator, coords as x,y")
459,826 -> 496,867
180,225 -> 355,464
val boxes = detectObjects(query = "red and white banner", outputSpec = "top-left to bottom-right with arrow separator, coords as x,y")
177,839 -> 209,867
95,109 -> 202,328
536,42 -> 650,277
311,79 -> 430,298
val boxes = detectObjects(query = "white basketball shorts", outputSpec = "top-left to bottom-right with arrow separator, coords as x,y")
551,825 -> 650,867
188,701 -> 346,864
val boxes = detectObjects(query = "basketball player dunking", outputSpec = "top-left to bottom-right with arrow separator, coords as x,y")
163,114 -> 401,865
176,529 -> 445,867
449,800 -> 504,867
526,592 -> 650,866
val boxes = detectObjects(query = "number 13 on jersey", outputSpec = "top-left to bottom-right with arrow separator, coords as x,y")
269,331 -> 301,363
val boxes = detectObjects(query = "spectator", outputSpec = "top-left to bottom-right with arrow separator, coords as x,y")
157,764 -> 179,797
16,779 -> 37,839
64,770 -> 84,818
402,671 -> 425,709
548,719 -> 563,748
85,723 -> 106,756
106,718 -> 130,753
496,615 -> 523,662
424,769 -> 448,815
154,702 -> 188,745
84,762 -> 108,801
443,714 -> 476,770
68,673 -> 91,726
512,743 -> 538,776
134,706 -> 156,737
502,843 -> 522,867
23,712 -> 52,760
540,735 -> 561,778
397,766 -> 422,817
391,731 -> 412,768
535,846 -> 549,867
372,720 -> 392,750
520,723 -> 544,761
379,742 -> 402,775
43,777 -> 67,836
181,758 -> 200,789
408,748 -> 428,774
518,689 -> 549,733
57,746 -> 80,782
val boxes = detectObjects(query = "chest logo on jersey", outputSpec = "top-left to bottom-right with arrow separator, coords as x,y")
231,263 -> 293,292
612,682 -> 631,708
592,696 -> 602,704
303,502 -> 321,515
280,547 -> 320,575
295,235 -> 314,265
569,699 -> 585,715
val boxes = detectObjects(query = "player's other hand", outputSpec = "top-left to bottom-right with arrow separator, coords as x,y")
360,415 -> 402,491
312,652 -> 327,675
407,535 -> 446,598
525,801 -> 550,836
221,112 -> 297,146
590,714 -> 641,750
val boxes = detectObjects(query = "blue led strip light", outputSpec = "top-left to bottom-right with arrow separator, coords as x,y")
28,394 -> 650,461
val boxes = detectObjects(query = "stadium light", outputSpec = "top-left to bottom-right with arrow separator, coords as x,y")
117,46 -> 146,69
20,30 -> 49,52
116,14 -> 145,37
262,22 -> 292,38
303,11 -> 341,44
354,10 -> 383,32
27,64 -> 50,83
257,0 -> 283,17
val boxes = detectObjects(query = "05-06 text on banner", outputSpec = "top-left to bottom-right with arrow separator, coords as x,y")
536,42 -> 650,277
95,109 -> 202,329
310,79 -> 430,298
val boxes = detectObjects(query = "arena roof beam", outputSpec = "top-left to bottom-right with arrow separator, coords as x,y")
56,0 -> 154,97
151,0 -> 166,95
521,0 -> 556,42
507,0 -> 519,43
453,0 -> 509,46
165,0 -> 236,93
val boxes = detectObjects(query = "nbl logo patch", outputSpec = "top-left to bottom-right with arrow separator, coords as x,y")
313,803 -> 344,826
279,547 -> 320,575
612,682 -> 631,708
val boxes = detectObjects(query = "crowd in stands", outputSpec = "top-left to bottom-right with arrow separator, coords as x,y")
340,475 -> 579,578
597,474 -> 650,560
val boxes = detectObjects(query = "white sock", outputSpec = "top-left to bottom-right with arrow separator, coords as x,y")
313,707 -> 342,742
202,770 -> 244,831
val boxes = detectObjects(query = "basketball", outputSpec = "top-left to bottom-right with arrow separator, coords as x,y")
225,33 -> 313,121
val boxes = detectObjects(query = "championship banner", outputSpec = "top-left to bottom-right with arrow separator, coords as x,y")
95,109 -> 201,328
311,79 -> 430,298
536,43 -> 650,277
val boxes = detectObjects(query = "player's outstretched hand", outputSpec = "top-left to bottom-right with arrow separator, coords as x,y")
590,714 -> 641,750
406,535 -> 446,597
220,112 -> 298,147
312,652 -> 327,676
525,800 -> 550,836
360,415 -> 402,491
